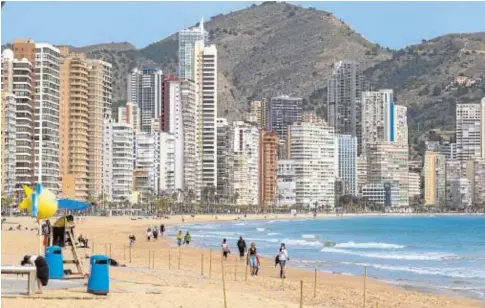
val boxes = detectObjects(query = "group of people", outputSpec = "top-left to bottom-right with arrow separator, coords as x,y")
223,236 -> 289,278
146,224 -> 166,241
176,231 -> 191,246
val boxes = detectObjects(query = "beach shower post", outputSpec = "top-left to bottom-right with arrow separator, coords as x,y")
314,269 -> 317,298
300,280 -> 304,308
363,266 -> 367,308
221,258 -> 228,308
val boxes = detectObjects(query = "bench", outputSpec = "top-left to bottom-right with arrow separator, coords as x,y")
1,266 -> 37,295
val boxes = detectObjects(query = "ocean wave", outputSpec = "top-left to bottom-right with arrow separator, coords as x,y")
234,223 -> 246,226
335,242 -> 406,249
256,228 -> 266,232
321,247 -> 456,260
267,232 -> 280,236
341,262 -> 485,279
302,234 -> 319,239
283,239 -> 323,247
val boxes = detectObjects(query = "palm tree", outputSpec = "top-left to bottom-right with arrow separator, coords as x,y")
157,195 -> 171,214
187,189 -> 196,213
233,192 -> 240,208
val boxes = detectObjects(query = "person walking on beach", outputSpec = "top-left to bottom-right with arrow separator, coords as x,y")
177,231 -> 183,246
277,243 -> 289,278
247,242 -> 260,276
160,224 -> 165,236
21,255 -> 49,293
129,234 -> 136,247
184,231 -> 191,245
153,226 -> 159,240
237,236 -> 247,259
221,238 -> 230,260
146,227 -> 152,241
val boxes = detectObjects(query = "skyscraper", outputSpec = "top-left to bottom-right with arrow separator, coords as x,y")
336,134 -> 358,196
127,68 -> 164,132
361,89 -> 408,155
268,95 -> 303,141
232,121 -> 260,207
216,118 -> 233,204
327,60 -> 366,154
288,121 -> 337,208
181,80 -> 199,194
424,151 -> 446,207
118,102 -> 140,132
109,122 -> 134,202
456,100 -> 485,162
35,43 -> 61,193
193,41 -> 218,188
178,18 -> 209,80
246,100 -> 267,129
259,130 -> 279,210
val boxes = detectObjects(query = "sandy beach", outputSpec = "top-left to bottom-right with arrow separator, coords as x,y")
2,214 -> 484,308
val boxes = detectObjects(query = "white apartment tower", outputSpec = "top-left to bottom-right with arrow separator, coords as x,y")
35,43 -> 61,193
456,100 -> 485,162
181,80 -> 199,193
336,134 -> 358,196
127,68 -> 164,132
232,121 -> 260,207
118,102 -> 140,131
288,122 -> 337,208
110,123 -> 134,202
327,60 -> 366,154
178,18 -> 209,80
193,41 -> 218,188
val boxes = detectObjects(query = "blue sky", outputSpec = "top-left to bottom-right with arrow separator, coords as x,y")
2,1 -> 484,49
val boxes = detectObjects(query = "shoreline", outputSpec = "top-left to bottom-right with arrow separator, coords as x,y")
2,215 -> 484,307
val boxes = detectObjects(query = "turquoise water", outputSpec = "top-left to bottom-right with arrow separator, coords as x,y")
168,216 -> 485,300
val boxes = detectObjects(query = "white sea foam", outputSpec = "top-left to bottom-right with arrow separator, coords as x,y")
234,223 -> 246,226
341,262 -> 485,279
335,242 -> 406,249
302,234 -> 319,239
267,232 -> 280,236
321,247 -> 456,261
283,239 -> 323,247
256,228 -> 266,232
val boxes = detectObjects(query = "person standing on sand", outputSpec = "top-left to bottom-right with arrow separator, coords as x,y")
146,228 -> 152,241
177,231 -> 183,246
184,231 -> 191,245
247,242 -> 260,276
153,226 -> 159,240
160,224 -> 165,236
221,238 -> 230,260
21,255 -> 49,294
277,243 -> 289,278
237,236 -> 247,259
129,234 -> 136,247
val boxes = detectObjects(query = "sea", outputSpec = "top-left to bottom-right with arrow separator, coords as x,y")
167,215 -> 485,300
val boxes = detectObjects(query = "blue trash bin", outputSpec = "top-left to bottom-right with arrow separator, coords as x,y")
87,255 -> 110,295
45,245 -> 64,279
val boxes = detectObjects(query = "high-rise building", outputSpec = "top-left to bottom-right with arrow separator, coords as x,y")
216,118 -> 233,204
103,118 -> 114,201
232,121 -> 260,207
366,142 -> 409,207
157,132 -> 176,192
357,155 -> 367,195
133,132 -> 157,193
408,172 -> 421,199
466,159 -> 485,207
118,102 -> 140,131
178,18 -> 209,80
327,60 -> 366,154
277,160 -> 296,207
87,59 -> 112,199
259,130 -> 279,210
302,111 -> 325,125
246,100 -> 268,129
447,178 -> 472,208
181,80 -> 199,194
59,48 -> 89,200
336,134 -> 357,196
104,121 -> 134,202
127,68 -> 164,132
445,160 -> 463,206
193,41 -> 218,188
361,89 -> 408,155
424,151 -> 446,207
9,40 -> 36,197
268,95 -> 303,141
34,43 -> 61,193
288,122 -> 337,208
456,100 -> 485,162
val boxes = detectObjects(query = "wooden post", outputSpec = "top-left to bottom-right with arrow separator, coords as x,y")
363,266 -> 367,308
209,248 -> 212,278
123,246 -> 126,260
152,251 -> 155,269
300,280 -> 303,308
314,269 -> 317,298
129,245 -> 132,263
92,242 -> 95,255
245,262 -> 248,281
200,253 -> 204,275
109,244 -> 112,258
105,243 -> 108,255
221,258 -> 228,308
178,248 -> 181,270
234,257 -> 237,281
169,249 -> 171,270
148,250 -> 151,268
